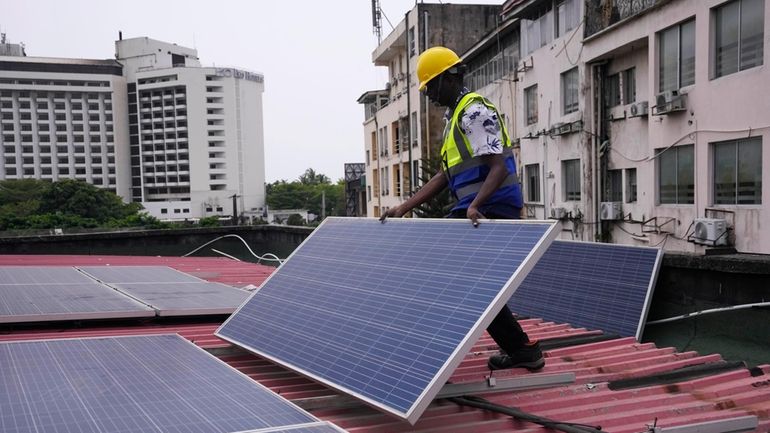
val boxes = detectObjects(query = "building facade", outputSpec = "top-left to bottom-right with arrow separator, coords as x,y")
359,3 -> 503,218
0,36 -> 266,222
372,0 -> 767,254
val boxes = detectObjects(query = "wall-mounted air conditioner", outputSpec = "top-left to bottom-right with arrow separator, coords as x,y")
692,218 -> 728,246
600,202 -> 623,220
654,90 -> 686,115
550,122 -> 572,136
629,101 -> 649,117
550,207 -> 567,219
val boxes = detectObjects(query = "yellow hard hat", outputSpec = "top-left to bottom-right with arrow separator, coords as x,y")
417,46 -> 461,91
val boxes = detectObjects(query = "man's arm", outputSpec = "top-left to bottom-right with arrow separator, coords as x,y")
466,153 -> 508,225
380,171 -> 448,220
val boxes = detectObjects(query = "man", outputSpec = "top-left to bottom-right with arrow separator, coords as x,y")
379,46 -> 544,371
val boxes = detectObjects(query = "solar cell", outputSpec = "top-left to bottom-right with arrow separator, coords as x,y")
217,217 -> 558,424
80,266 -> 250,316
508,240 -> 663,339
0,266 -> 154,323
0,334 -> 332,433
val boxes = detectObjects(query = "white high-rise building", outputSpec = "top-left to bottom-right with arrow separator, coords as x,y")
0,36 -> 266,221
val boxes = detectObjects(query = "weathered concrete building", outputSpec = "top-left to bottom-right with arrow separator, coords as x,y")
371,0 -> 768,254
359,3 -> 503,218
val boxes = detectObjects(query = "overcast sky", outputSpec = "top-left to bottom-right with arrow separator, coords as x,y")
2,0 -> 498,183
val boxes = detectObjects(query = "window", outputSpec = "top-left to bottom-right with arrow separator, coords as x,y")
713,137 -> 762,204
714,0 -> 764,77
523,5 -> 553,54
556,0 -> 579,38
525,85 -> 538,125
410,111 -> 418,147
623,68 -> 636,104
657,144 -> 694,204
408,27 -> 416,57
561,68 -> 579,114
412,160 -> 419,188
625,168 -> 637,203
525,164 -> 541,202
659,19 -> 695,92
563,159 -> 581,201
605,73 -> 621,108
605,169 -> 623,202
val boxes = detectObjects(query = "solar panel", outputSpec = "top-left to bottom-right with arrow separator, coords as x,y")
217,217 -> 558,424
244,422 -> 348,433
0,266 -> 154,323
80,266 -> 250,316
0,334 -> 339,433
508,240 -> 663,340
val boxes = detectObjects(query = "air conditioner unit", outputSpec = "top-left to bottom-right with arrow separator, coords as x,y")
629,101 -> 649,117
655,90 -> 685,114
692,218 -> 728,246
550,207 -> 567,219
600,202 -> 623,220
550,122 -> 572,136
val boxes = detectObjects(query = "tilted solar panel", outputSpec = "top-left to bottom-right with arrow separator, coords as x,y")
0,266 -> 154,323
217,217 -> 558,424
0,334 -> 341,433
79,266 -> 250,316
508,240 -> 663,340
243,422 -> 348,433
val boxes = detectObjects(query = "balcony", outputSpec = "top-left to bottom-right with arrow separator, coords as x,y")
585,0 -> 670,38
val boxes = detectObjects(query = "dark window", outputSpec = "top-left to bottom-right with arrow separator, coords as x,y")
525,164 -> 541,202
713,137 -> 762,204
659,19 -> 695,91
714,0 -> 764,77
563,159 -> 581,201
657,144 -> 694,204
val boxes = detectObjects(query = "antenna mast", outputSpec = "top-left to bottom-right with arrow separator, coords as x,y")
371,0 -> 382,43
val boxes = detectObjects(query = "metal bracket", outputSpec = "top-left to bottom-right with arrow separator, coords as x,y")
646,416 -> 758,433
293,372 -> 576,412
436,372 -> 576,399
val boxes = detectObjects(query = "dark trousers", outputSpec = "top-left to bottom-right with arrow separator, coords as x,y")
447,208 -> 530,355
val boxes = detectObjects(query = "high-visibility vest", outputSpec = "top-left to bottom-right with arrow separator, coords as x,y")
440,92 -> 522,210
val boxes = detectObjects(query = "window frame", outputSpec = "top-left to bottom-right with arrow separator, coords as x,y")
657,144 -> 695,205
712,0 -> 765,78
712,137 -> 762,205
562,159 -> 581,201
561,67 -> 579,115
658,19 -> 696,92
525,84 -> 538,125
525,163 -> 541,203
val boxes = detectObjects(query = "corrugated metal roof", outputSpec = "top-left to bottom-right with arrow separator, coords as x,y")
1,254 -> 768,433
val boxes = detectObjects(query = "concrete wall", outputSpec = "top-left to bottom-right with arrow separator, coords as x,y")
584,0 -> 770,253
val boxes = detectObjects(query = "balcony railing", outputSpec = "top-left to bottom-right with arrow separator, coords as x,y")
585,0 -> 669,38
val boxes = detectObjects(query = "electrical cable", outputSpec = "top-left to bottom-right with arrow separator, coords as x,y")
450,395 -> 604,433
182,234 -> 285,265
607,125 -> 770,163
646,302 -> 770,325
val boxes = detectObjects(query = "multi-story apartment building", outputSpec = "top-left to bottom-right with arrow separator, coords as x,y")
0,36 -> 266,222
359,3 -> 503,218
377,0 -> 767,254
0,49 -> 130,198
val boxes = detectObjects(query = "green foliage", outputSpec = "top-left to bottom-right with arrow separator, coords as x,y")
413,155 -> 453,218
197,216 -> 221,227
266,168 -> 345,221
286,213 -> 306,226
0,179 -> 166,232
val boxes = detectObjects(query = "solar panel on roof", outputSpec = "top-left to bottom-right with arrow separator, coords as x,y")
508,240 -> 663,340
244,421 -> 348,433
0,266 -> 154,323
80,266 -> 250,316
217,217 -> 558,424
0,334 -> 342,433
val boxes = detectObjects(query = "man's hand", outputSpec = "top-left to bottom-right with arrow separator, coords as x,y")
379,205 -> 407,222
467,205 -> 485,227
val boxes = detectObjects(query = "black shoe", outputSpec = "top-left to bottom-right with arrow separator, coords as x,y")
487,341 -> 545,371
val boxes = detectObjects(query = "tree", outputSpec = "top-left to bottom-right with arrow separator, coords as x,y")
413,154 -> 453,218
298,168 -> 330,186
286,213 -> 306,226
38,179 -> 137,222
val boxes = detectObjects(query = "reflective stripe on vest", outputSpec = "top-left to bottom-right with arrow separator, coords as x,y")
441,93 -> 519,203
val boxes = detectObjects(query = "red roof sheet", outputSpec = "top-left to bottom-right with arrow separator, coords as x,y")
1,254 -> 768,433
